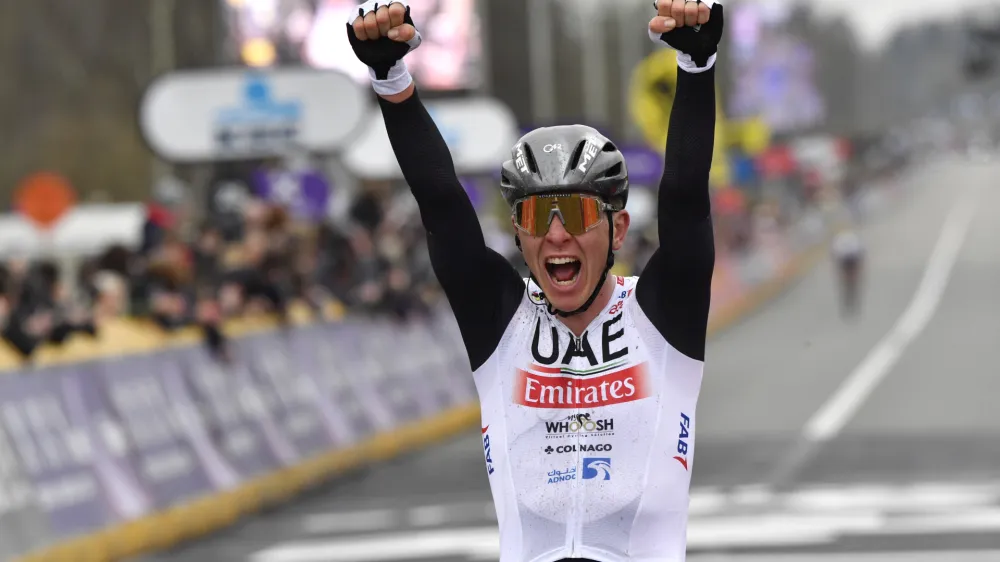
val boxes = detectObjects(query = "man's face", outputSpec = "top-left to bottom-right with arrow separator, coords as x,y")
516,209 -> 630,313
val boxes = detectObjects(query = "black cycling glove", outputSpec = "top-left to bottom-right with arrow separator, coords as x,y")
345,0 -> 424,95
648,0 -> 725,71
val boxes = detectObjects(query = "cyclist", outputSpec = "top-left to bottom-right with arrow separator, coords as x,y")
348,1 -> 723,560
831,227 -> 865,318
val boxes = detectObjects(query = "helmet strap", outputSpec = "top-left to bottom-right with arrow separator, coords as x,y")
520,211 -> 616,318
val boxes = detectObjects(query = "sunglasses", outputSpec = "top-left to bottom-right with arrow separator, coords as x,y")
512,193 -> 615,237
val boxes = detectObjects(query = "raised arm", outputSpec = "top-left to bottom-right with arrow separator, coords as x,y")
635,0 -> 724,362
348,1 -> 523,370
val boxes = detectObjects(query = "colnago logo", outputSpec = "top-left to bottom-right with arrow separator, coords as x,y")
545,413 -> 614,439
514,363 -> 650,409
576,140 -> 601,173
544,443 -> 612,455
515,143 -> 530,174
482,426 -> 495,476
673,413 -> 691,471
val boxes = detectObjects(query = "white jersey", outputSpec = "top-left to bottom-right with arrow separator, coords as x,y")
475,276 -> 704,562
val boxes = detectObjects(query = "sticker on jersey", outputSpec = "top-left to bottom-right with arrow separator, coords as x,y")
545,466 -> 576,484
514,362 -> 650,409
582,458 -> 612,480
673,413 -> 691,471
544,443 -> 612,455
576,138 -> 602,174
482,426 -> 495,476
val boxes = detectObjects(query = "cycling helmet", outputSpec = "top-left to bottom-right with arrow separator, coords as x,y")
500,125 -> 631,318
500,125 -> 630,210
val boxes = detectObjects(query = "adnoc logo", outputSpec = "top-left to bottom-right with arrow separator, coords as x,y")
582,458 -> 612,481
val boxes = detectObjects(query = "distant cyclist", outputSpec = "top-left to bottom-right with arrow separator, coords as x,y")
831,227 -> 865,318
348,1 -> 722,560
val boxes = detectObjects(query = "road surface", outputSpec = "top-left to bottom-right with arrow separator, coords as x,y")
140,155 -> 1000,561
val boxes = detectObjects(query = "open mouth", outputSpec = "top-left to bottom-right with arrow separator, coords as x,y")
545,257 -> 582,286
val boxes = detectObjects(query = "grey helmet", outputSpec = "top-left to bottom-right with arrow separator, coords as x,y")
500,125 -> 629,210
501,125 -> 630,318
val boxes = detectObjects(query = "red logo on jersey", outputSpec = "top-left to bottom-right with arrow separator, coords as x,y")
513,363 -> 651,408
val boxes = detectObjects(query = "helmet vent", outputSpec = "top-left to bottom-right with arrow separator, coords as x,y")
523,143 -> 540,174
602,142 -> 618,153
604,163 -> 623,178
501,172 -> 512,186
568,140 -> 588,172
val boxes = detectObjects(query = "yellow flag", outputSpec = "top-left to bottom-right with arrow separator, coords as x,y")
629,49 -> 730,187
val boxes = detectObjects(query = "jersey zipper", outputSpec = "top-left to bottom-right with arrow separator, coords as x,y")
569,329 -> 588,556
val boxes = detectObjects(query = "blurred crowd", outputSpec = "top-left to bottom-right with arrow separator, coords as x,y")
0,129 -> 915,363
0,167 -> 451,362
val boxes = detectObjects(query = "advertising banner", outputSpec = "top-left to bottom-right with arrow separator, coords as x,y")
139,68 -> 368,162
180,349 -> 284,480
343,98 -> 520,180
0,416 -> 50,560
94,355 -> 217,509
239,333 -> 339,460
0,313 -> 471,559
0,370 -> 117,539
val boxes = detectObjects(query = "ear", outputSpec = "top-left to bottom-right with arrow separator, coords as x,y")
611,211 -> 630,252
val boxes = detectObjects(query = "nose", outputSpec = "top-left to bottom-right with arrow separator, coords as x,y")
545,215 -> 572,244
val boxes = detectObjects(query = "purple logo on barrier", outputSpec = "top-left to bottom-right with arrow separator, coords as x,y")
93,354 -> 219,508
61,369 -> 153,520
349,319 -> 424,425
180,349 -> 283,479
319,321 -> 399,433
239,333 -> 338,459
291,325 -> 369,446
0,311 -> 475,546
0,369 -> 116,539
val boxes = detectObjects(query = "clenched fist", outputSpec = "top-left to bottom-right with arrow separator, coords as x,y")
648,0 -> 724,70
347,0 -> 423,88
349,1 -> 417,44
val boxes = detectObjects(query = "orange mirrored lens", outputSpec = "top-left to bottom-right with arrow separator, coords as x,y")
514,194 -> 604,236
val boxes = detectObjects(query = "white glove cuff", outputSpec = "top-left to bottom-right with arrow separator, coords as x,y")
676,52 -> 717,74
370,60 -> 413,96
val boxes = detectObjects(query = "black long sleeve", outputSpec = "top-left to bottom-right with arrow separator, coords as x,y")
378,91 -> 524,371
635,67 -> 717,362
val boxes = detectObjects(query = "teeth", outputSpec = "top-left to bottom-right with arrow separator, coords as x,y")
546,257 -> 580,265
554,278 -> 578,286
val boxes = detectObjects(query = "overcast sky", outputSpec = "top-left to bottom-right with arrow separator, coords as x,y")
805,0 -> 1000,49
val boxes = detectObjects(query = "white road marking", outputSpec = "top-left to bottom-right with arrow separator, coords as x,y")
407,505 -> 450,527
874,508 -> 1000,535
294,482 -> 1000,536
259,481 -> 1000,561
301,508 -> 398,534
250,528 -> 499,562
783,482 -> 1000,513
689,550 -> 1000,562
804,186 -> 981,442
408,502 -> 494,527
253,507 -> 1000,562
